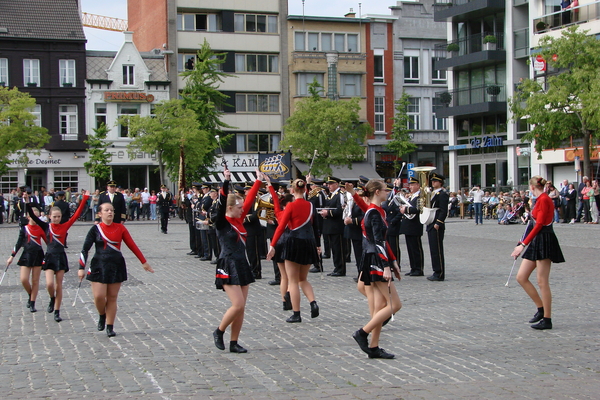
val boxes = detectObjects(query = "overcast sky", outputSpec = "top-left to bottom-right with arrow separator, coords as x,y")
81,0 -> 397,51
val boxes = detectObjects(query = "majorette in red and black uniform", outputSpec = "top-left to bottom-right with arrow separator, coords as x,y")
270,190 -> 320,266
11,204 -> 48,267
79,222 -> 147,284
268,185 -> 289,264
214,179 -> 261,290
352,193 -> 397,285
520,192 -> 565,263
29,195 -> 89,272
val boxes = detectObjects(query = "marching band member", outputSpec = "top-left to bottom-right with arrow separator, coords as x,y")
79,202 -> 154,337
320,177 -> 346,276
399,178 -> 424,276
426,173 -> 449,281
212,168 -> 262,353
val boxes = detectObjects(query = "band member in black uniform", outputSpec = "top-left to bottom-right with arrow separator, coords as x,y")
266,181 -> 282,286
308,179 -> 326,273
344,183 -> 364,281
157,185 -> 172,234
53,191 -> 71,223
184,184 -> 200,255
267,177 -> 321,323
383,183 -> 403,267
243,182 -> 263,279
206,189 -> 220,264
399,178 -> 424,276
198,183 -> 214,260
426,173 -> 449,281
320,177 -> 346,276
16,187 -> 41,226
212,168 -> 262,353
97,181 -> 127,224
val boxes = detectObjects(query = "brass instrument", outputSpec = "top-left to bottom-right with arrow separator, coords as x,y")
411,166 -> 439,225
308,186 -> 323,199
255,193 -> 275,224
342,191 -> 353,220
393,192 -> 415,220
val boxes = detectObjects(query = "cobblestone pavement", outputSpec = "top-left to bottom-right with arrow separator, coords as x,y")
0,217 -> 598,399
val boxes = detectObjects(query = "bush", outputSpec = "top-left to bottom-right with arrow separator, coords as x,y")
439,91 -> 452,105
483,35 -> 497,44
447,43 -> 460,52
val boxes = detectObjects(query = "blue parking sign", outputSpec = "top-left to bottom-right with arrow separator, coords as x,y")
407,163 -> 415,178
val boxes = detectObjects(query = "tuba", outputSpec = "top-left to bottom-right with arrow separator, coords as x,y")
255,193 -> 275,226
411,166 -> 439,225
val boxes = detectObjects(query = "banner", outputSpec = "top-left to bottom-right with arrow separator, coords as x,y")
258,152 -> 292,180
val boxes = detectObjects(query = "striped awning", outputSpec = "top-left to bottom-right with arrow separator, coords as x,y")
203,171 -> 257,183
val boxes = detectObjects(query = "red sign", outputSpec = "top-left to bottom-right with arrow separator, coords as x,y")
104,92 -> 155,103
533,55 -> 546,72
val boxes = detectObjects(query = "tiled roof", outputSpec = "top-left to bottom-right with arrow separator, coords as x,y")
87,57 -> 113,80
87,54 -> 169,82
144,59 -> 169,81
0,0 -> 85,41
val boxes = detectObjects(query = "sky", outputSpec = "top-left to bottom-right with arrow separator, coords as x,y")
81,0 -> 398,51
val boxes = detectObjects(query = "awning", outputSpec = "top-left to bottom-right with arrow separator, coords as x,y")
292,161 -> 382,181
203,171 -> 256,183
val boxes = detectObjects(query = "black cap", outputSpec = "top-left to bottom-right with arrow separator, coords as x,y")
107,180 -> 117,186
386,183 -> 394,190
233,184 -> 245,193
56,190 -> 65,196
192,182 -> 201,189
209,188 -> 217,193
357,183 -> 366,191
201,182 -> 211,189
409,177 -> 419,184
359,175 -> 370,184
244,182 -> 253,190
326,176 -> 341,184
160,184 -> 167,189
430,173 -> 445,183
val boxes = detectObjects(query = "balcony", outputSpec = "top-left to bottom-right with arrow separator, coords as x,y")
433,0 -> 505,22
513,28 -> 529,59
434,32 -> 505,70
434,83 -> 506,118
533,1 -> 600,34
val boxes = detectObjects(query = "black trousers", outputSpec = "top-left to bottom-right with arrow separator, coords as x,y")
160,208 -> 169,232
328,233 -> 346,275
350,238 -> 363,275
405,235 -> 424,274
199,229 -> 211,258
246,234 -> 262,277
345,238 -> 352,262
208,229 -> 219,259
194,228 -> 202,254
386,234 -> 401,266
188,222 -> 197,252
427,228 -> 445,279
323,234 -> 331,257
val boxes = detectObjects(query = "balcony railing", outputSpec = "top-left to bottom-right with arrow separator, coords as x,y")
513,28 -> 529,58
434,32 -> 504,59
433,0 -> 475,5
533,1 -> 600,34
435,83 -> 506,108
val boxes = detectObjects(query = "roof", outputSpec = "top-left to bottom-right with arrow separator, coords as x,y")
86,53 -> 169,82
288,15 -> 370,23
0,0 -> 85,41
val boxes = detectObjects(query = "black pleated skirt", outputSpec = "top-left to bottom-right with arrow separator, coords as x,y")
215,257 -> 255,290
86,257 -> 128,284
17,249 -> 44,267
359,252 -> 393,285
522,225 -> 565,263
42,252 -> 69,272
273,230 -> 289,264
282,236 -> 319,265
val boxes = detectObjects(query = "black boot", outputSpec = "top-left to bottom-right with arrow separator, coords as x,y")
106,324 -> 116,337
98,314 -> 106,331
213,328 -> 225,350
529,307 -> 544,323
29,301 -> 37,313
310,301 -> 319,318
352,329 -> 370,354
47,297 -> 55,313
531,317 -> 552,330
368,347 -> 395,359
27,295 -> 31,309
229,341 -> 248,353
286,311 -> 301,323
283,292 -> 292,311
54,310 -> 62,322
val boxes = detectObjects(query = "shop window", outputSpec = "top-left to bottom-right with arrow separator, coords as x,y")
54,170 -> 79,192
0,170 -> 18,193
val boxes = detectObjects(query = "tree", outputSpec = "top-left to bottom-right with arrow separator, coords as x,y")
84,123 -> 113,188
121,99 -> 211,184
509,26 -> 600,177
386,92 -> 418,168
0,86 -> 49,175
282,81 -> 370,177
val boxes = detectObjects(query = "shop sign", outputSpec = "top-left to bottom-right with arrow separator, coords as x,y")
533,55 -> 546,72
104,92 -> 155,102
471,135 -> 503,149
564,147 -> 600,162
258,152 -> 291,180
9,158 -> 63,165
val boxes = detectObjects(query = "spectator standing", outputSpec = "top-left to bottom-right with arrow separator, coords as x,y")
469,185 -> 485,225
149,190 -> 158,220
140,188 -> 150,220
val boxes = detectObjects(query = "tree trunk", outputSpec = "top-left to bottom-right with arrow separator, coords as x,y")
178,147 -> 186,190
583,129 -> 591,178
158,152 -> 165,185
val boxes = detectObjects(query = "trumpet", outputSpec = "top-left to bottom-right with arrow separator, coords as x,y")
393,192 -> 415,220
255,193 -> 275,222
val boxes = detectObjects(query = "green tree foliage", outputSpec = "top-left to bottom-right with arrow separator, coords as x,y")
121,99 -> 210,183
84,123 -> 113,187
509,26 -> 600,176
387,92 -> 418,163
0,86 -> 49,175
282,81 -> 370,177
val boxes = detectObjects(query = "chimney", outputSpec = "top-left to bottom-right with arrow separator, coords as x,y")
345,8 -> 356,18
123,31 -> 134,43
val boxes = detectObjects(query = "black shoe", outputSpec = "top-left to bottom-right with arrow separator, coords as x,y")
199,257 -> 210,261
404,272 -> 412,276
98,314 -> 106,331
27,296 -> 31,308
529,310 -> 544,324
54,310 -> 62,322
194,254 -> 202,258
382,315 -> 392,327
29,301 -> 37,313
322,255 -> 330,259
268,280 -> 280,286
409,272 -> 425,276
106,326 -> 116,337
310,301 -> 319,318
368,347 -> 395,359
213,328 -> 225,350
286,314 -> 302,323
309,267 -> 322,273
230,343 -> 248,353
47,297 -> 55,313
352,330 -> 370,354
427,275 -> 444,281
327,272 -> 345,277
283,292 -> 292,311
210,259 -> 218,265
186,251 -> 198,255
353,277 -> 358,283
531,319 -> 552,330
253,273 -> 262,279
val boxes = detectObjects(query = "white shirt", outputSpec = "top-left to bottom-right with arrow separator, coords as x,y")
470,189 -> 484,203
141,192 -> 150,204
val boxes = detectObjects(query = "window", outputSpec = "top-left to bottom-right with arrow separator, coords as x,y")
407,98 -> 420,130
236,133 -> 280,152
340,74 -> 361,97
235,54 -> 279,73
177,13 -> 221,31
297,73 -> 324,96
0,170 -> 18,194
30,104 -> 41,127
234,14 -> 277,33
432,58 -> 447,84
59,60 -> 76,86
178,54 -> 196,71
432,114 -> 447,130
95,103 -> 107,129
374,55 -> 384,83
295,32 -> 306,51
295,32 -> 359,52
0,58 -> 8,86
118,104 -> 140,137
374,97 -> 385,132
23,59 -> 40,86
334,34 -> 345,52
59,105 -> 78,140
404,55 -> 419,84
123,65 -> 134,85
54,170 -> 79,192
236,94 -> 279,113
347,34 -> 358,52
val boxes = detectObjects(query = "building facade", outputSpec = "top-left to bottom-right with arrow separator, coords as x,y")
85,32 -> 170,191
0,0 -> 87,194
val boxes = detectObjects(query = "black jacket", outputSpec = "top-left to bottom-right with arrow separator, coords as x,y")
427,189 -> 449,232
97,191 -> 127,223
398,191 -> 423,237
344,202 -> 363,240
383,199 -> 402,237
322,189 -> 345,235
